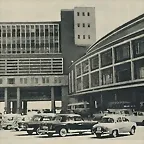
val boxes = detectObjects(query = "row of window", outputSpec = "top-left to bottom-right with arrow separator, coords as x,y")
75,59 -> 144,91
77,23 -> 90,28
77,12 -> 90,16
76,37 -> 144,77
78,35 -> 91,39
0,77 -> 62,85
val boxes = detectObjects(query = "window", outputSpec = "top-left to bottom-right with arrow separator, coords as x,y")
88,35 -> 90,39
88,23 -> 90,27
35,78 -> 38,84
117,117 -> 122,122
87,12 -> 90,16
24,78 -> 27,84
7,78 -> 15,84
77,23 -> 80,27
90,55 -> 99,71
101,49 -> 112,67
78,35 -> 80,39
102,68 -> 113,85
74,116 -> 83,121
83,23 -> 85,27
82,12 -> 85,16
83,35 -> 85,39
115,42 -> 130,62
122,117 -> 129,122
20,78 -> 23,84
76,78 -> 82,91
83,75 -> 89,89
46,77 -> 49,83
77,12 -> 80,16
76,64 -> 81,77
0,78 -> 2,84
82,60 -> 89,74
42,77 -> 45,83
91,71 -> 99,87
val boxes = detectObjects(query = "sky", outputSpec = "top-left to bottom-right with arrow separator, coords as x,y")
0,0 -> 144,40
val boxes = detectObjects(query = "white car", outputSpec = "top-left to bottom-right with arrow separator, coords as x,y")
92,115 -> 137,138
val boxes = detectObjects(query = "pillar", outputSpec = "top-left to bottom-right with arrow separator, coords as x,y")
12,101 -> 17,114
114,93 -> 117,101
51,87 -> 55,113
23,101 -> 27,115
4,88 -> 10,114
61,86 -> 68,111
17,87 -> 21,114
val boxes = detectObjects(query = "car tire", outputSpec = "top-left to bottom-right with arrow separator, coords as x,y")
6,125 -> 11,130
59,128 -> 67,137
36,127 -> 42,135
142,120 -> 144,126
15,128 -> 20,131
95,133 -> 101,138
27,130 -> 33,135
111,130 -> 118,138
130,127 -> 136,135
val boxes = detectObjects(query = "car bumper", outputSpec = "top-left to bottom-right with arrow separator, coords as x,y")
38,129 -> 56,134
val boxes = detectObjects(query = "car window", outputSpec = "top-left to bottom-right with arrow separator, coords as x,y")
74,116 -> 83,121
117,117 -> 122,122
42,117 -> 53,121
122,117 -> 129,122
101,117 -> 114,123
67,117 -> 74,121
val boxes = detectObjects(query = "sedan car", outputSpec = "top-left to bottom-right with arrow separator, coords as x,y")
92,115 -> 137,138
38,114 -> 98,137
17,113 -> 56,135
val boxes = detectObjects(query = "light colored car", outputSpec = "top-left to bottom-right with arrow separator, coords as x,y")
92,115 -> 137,138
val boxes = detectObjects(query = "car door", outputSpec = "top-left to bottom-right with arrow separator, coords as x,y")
122,117 -> 131,132
73,116 -> 84,131
116,117 -> 125,133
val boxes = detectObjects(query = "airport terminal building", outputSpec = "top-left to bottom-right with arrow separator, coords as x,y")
0,7 -> 96,114
68,14 -> 144,109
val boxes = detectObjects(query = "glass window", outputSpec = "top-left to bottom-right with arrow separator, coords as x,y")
77,12 -> 80,16
82,12 -> 85,16
7,78 -> 15,84
83,74 -> 89,89
87,12 -> 90,16
78,35 -> 80,39
0,78 -> 2,84
83,35 -> 85,39
88,23 -> 90,27
132,37 -> 144,57
42,77 -> 45,83
115,42 -> 130,62
82,60 -> 89,74
115,63 -> 131,82
83,23 -> 85,27
101,49 -> 112,67
101,117 -> 114,123
76,64 -> 81,77
20,78 -> 23,84
91,71 -> 99,87
77,23 -> 80,27
101,67 -> 113,85
76,77 -> 82,91
90,55 -> 99,71
88,35 -> 90,39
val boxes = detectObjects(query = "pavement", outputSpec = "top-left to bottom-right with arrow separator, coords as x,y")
0,126 -> 144,144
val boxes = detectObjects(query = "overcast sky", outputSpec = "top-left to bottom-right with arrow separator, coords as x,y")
0,0 -> 144,40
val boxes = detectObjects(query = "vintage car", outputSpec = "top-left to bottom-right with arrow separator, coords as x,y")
92,115 -> 137,138
38,113 -> 98,137
18,113 -> 56,135
1,114 -> 22,130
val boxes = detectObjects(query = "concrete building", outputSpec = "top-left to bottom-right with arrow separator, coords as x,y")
0,7 -> 96,114
68,14 -> 144,109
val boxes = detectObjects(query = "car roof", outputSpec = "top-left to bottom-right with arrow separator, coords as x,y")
33,113 -> 56,117
103,114 -> 127,119
57,114 -> 81,117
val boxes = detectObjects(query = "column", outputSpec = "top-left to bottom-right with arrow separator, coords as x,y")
100,94 -> 103,105
114,93 -> 117,101
61,86 -> 68,111
51,87 -> 55,113
4,88 -> 10,114
17,87 -> 21,114
23,101 -> 27,115
12,101 -> 17,114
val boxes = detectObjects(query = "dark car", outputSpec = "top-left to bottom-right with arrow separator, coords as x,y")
17,113 -> 56,135
38,114 -> 98,137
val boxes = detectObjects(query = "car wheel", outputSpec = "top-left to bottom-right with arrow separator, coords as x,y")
6,125 -> 11,130
36,127 -> 42,135
142,120 -> 144,126
130,127 -> 136,135
111,130 -> 118,138
95,133 -> 101,138
59,128 -> 67,137
47,133 -> 53,137
15,128 -> 20,131
27,130 -> 33,135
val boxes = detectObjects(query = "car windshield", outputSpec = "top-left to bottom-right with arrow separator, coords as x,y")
52,116 -> 62,121
31,115 -> 42,121
101,117 -> 114,123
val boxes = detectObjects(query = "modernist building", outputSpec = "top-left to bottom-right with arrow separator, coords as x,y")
0,7 -> 96,114
68,13 -> 144,109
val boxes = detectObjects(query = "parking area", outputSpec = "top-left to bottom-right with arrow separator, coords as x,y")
0,126 -> 144,144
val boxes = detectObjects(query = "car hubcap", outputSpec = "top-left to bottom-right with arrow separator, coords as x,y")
7,126 -> 11,130
60,129 -> 67,137
131,128 -> 135,134
37,128 -> 42,135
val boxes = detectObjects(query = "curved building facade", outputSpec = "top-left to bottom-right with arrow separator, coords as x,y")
68,14 -> 144,109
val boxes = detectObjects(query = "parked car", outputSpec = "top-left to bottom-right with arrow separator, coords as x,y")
92,115 -> 137,138
38,113 -> 98,137
18,113 -> 56,135
129,111 -> 144,125
1,114 -> 22,130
